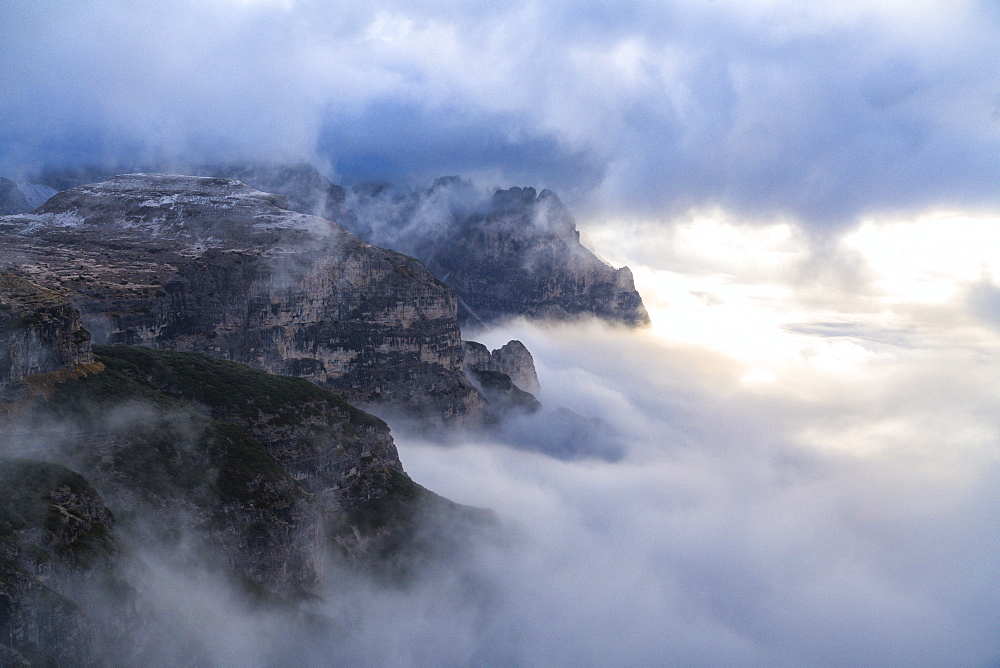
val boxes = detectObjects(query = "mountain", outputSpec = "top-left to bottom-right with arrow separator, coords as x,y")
0,169 -> 616,662
13,164 -> 649,328
0,283 -> 490,663
345,178 -> 650,327
0,174 -> 487,426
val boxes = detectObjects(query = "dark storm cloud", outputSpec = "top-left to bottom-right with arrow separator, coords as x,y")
319,98 -> 603,192
1,0 -> 997,226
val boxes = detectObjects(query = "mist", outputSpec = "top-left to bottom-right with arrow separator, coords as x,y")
4,173 -> 999,668
380,213 -> 1000,667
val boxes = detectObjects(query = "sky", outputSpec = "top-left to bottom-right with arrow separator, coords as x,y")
3,1 -> 1000,665
2,0 -> 999,229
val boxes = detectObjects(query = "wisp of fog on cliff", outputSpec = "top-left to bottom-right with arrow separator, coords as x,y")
386,212 -> 1000,667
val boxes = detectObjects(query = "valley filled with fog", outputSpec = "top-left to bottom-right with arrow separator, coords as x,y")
388,214 -> 1000,666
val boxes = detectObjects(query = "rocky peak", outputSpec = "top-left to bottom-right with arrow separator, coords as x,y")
463,339 -> 540,394
343,179 -> 650,327
1,174 -> 486,425
491,340 -> 540,393
462,339 -> 541,416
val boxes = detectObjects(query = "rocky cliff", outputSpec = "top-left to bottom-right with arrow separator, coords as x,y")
0,458 -> 122,666
0,174 -> 486,425
462,339 -> 541,416
0,271 -> 494,662
0,272 -> 94,397
343,179 -> 650,327
12,165 -> 649,328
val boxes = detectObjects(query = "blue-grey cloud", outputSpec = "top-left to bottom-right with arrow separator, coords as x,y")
1,0 -> 998,228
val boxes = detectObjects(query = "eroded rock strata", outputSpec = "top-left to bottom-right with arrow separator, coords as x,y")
0,174 -> 486,425
11,165 -> 650,328
0,272 -> 94,396
343,179 -> 650,327
462,339 -> 541,416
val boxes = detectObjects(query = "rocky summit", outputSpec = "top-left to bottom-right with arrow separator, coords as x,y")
13,164 -> 650,328
434,184 -> 650,327
341,178 -> 650,327
0,174 -> 486,425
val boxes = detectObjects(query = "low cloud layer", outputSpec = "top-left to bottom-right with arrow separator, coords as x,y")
2,0 -> 998,228
383,215 -> 1000,666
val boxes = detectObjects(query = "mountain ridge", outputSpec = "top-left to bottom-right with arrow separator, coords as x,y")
3,164 -> 650,328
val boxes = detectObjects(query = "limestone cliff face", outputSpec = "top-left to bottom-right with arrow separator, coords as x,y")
0,174 -> 485,425
463,340 -> 540,394
489,340 -> 540,393
436,186 -> 649,326
344,180 -> 650,327
462,340 -> 541,416
0,273 -> 94,396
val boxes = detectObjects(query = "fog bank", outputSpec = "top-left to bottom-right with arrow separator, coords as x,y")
386,214 -> 1000,666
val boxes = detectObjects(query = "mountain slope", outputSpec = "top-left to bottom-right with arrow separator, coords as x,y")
0,174 -> 486,425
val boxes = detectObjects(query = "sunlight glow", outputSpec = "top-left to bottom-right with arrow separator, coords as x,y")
584,210 -> 1000,400
845,212 -> 1000,304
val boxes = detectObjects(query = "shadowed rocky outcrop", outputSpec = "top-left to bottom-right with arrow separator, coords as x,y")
462,339 -> 541,416
0,342 -> 493,663
0,272 -> 94,397
0,458 -> 121,666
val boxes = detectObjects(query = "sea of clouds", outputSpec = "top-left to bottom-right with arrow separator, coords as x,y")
382,214 -> 1000,667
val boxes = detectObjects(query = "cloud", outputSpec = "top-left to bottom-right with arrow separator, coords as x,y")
355,213 -> 1000,665
389,315 -> 1000,665
3,4 -> 1000,662
2,0 -> 998,228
